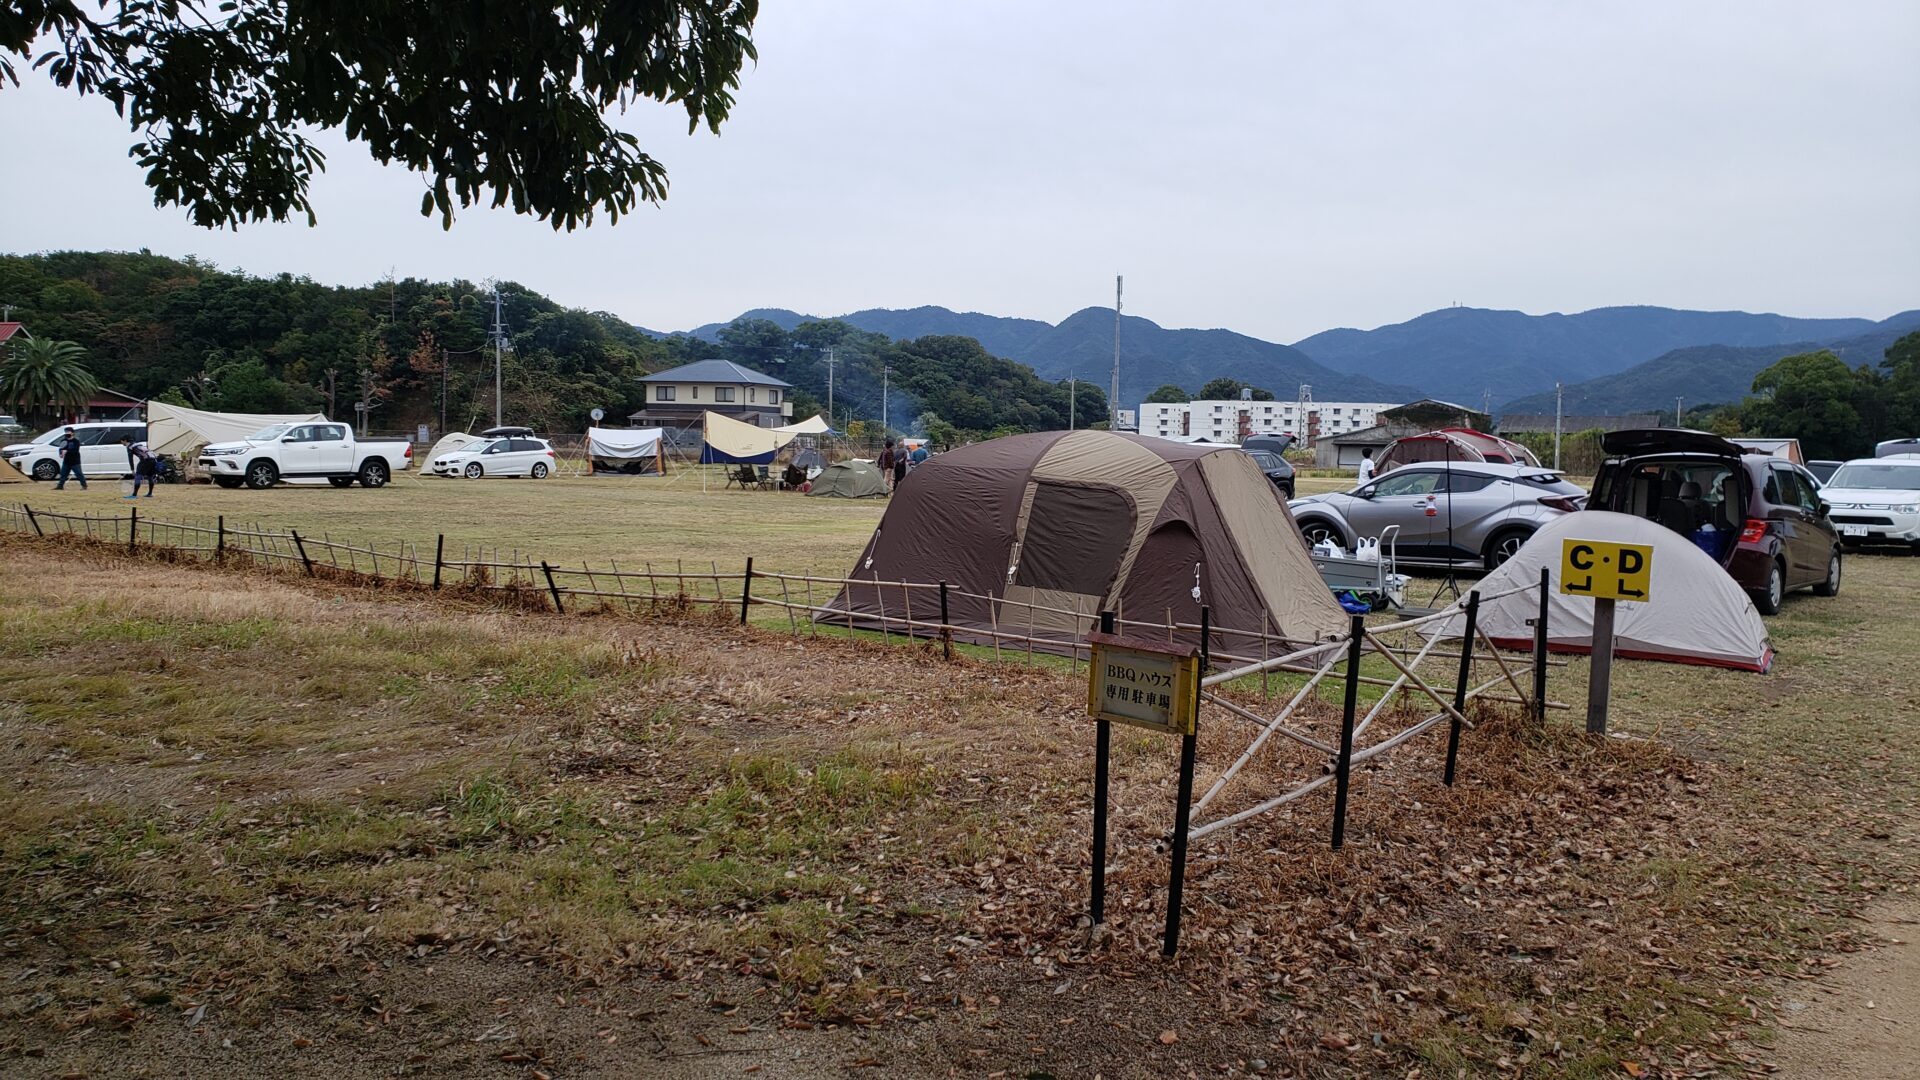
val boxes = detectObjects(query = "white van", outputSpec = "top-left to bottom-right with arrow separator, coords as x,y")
2,421 -> 148,481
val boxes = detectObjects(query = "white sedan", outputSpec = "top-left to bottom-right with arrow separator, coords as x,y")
1821,455 -> 1920,550
431,436 -> 557,479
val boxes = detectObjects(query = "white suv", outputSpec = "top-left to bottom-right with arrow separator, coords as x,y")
1822,455 -> 1920,551
431,436 -> 557,479
2,421 -> 147,481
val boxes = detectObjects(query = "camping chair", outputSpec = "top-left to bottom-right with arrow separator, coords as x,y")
724,464 -> 758,490
754,465 -> 773,490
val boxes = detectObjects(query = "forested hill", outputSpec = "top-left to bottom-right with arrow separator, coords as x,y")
1500,311 -> 1920,416
688,305 -> 1418,405
0,252 -> 1102,438
1293,305 -> 1899,404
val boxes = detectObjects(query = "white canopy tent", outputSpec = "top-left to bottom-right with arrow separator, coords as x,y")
1422,511 -> 1773,672
586,427 -> 665,474
426,432 -> 482,465
147,402 -> 326,456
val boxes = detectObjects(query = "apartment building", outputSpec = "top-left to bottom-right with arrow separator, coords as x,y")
1138,399 -> 1402,443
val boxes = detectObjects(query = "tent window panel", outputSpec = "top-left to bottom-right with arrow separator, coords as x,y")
1012,482 -> 1134,596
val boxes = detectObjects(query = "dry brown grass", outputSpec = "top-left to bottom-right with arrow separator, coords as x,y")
0,536 -> 1914,1079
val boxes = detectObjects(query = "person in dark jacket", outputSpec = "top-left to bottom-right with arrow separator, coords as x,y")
120,436 -> 158,498
53,427 -> 87,490
878,439 -> 898,491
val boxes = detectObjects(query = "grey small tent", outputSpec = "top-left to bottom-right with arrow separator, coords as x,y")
808,459 -> 886,498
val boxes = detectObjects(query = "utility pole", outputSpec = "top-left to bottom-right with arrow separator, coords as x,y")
1676,397 -> 1684,427
825,346 -> 836,424
1554,382 -> 1563,470
1069,372 -> 1076,430
440,348 -> 449,438
491,286 -> 507,427
1110,275 -> 1123,429
881,364 -> 891,435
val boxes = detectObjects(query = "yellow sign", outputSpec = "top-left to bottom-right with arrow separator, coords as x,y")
1086,637 -> 1199,736
1560,539 -> 1653,603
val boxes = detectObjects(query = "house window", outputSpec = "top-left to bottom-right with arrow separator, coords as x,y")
747,387 -> 757,403
770,390 -> 780,404
655,386 -> 676,402
692,386 -> 700,399
714,387 -> 736,403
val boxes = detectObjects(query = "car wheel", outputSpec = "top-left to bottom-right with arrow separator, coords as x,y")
30,459 -> 58,481
1483,529 -> 1533,571
530,462 -> 549,479
244,460 -> 278,489
328,477 -> 354,488
1751,560 -> 1785,616
464,462 -> 484,480
1813,550 -> 1842,597
359,460 -> 390,488
1297,518 -> 1343,549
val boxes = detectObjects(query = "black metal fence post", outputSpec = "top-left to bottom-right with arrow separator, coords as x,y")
1444,590 -> 1480,787
216,515 -> 225,562
541,561 -> 565,613
1091,610 -> 1114,927
128,506 -> 138,555
1331,614 -> 1365,850
432,534 -> 445,590
739,557 -> 753,625
23,505 -> 41,537
1163,605 -> 1207,957
289,529 -> 314,576
1533,566 -> 1550,723
939,580 -> 952,661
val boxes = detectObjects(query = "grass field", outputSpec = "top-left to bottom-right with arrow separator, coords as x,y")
0,475 -> 1914,1077
0,469 -> 1363,577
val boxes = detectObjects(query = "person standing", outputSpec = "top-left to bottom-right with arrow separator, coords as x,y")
878,439 -> 898,491
53,427 -> 87,490
910,442 -> 929,470
1356,447 -> 1377,485
121,436 -> 158,498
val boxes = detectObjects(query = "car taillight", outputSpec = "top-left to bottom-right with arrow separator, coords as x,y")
546,449 -> 555,457
1538,495 -> 1582,513
404,444 -> 413,457
1739,519 -> 1767,544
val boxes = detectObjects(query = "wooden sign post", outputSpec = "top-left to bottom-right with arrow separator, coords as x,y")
1083,607 -> 1208,957
1559,539 -> 1653,735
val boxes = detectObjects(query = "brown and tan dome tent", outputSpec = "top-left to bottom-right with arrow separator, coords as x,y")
823,431 -> 1347,654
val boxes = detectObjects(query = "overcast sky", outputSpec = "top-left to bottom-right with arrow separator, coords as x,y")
3,1 -> 1915,342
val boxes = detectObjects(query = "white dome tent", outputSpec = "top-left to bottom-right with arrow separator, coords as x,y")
1423,511 -> 1774,672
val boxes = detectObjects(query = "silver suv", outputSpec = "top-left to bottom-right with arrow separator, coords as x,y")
1288,461 -> 1587,569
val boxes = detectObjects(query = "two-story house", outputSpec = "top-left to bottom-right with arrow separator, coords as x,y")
630,359 -> 794,428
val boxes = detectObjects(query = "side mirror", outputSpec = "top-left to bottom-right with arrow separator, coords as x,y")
282,436 -> 300,442
1818,501 -> 1831,517
1353,486 -> 1374,499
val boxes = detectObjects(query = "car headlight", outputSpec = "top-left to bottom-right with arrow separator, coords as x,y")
201,447 -> 240,456
1893,504 -> 1920,514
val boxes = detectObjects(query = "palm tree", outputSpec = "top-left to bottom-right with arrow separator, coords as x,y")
0,338 -> 99,416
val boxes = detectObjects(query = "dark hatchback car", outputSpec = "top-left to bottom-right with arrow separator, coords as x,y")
1240,433 -> 1295,498
1591,429 -> 1842,615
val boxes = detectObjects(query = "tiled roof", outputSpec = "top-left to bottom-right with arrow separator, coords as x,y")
637,359 -> 792,388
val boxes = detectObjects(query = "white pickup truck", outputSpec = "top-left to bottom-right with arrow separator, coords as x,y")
198,421 -> 413,489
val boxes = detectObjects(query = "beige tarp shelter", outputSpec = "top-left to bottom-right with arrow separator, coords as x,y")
147,402 -> 326,456
777,415 -> 831,436
1423,511 -> 1773,671
824,431 -> 1348,652
700,411 -> 832,464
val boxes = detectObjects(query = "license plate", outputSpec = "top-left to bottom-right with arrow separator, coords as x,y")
1840,525 -> 1867,537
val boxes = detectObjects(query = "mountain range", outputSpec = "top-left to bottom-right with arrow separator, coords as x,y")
683,306 -> 1422,407
660,302 -> 1920,417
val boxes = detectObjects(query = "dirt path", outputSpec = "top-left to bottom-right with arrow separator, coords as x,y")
1773,893 -> 1920,1079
